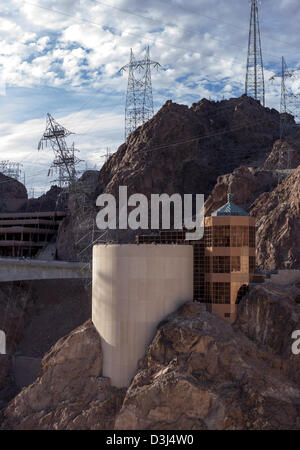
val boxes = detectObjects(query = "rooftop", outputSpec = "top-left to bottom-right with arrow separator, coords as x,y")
211,187 -> 249,217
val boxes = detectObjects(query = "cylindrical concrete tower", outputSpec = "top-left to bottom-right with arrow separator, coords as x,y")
92,244 -> 193,388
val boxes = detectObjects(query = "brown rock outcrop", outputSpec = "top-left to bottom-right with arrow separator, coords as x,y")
116,301 -> 300,430
22,185 -> 66,212
234,283 -> 300,384
250,164 -> 300,269
0,173 -> 27,212
263,129 -> 300,170
1,320 -> 124,430
97,95 -> 282,201
205,166 -> 277,215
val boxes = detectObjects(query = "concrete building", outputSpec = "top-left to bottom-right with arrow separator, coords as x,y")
137,188 -> 256,323
0,211 -> 66,257
92,244 -> 193,387
203,189 -> 256,323
92,188 -> 256,386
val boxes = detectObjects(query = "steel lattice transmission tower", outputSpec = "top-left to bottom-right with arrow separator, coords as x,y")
245,0 -> 265,106
120,46 -> 161,139
269,56 -> 300,184
0,161 -> 23,181
38,113 -> 82,188
270,57 -> 298,139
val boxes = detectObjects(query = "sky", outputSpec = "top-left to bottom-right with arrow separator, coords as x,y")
0,0 -> 300,193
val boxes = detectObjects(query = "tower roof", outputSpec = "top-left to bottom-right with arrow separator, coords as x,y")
211,185 -> 249,217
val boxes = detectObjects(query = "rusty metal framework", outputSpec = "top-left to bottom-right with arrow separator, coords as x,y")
120,46 -> 160,139
245,0 -> 265,106
38,113 -> 82,188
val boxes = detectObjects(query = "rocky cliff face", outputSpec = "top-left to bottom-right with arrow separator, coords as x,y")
97,95 -> 281,200
234,283 -> 300,385
250,165 -> 300,269
263,128 -> 300,170
1,320 -> 125,430
2,285 -> 300,430
116,296 -> 300,430
204,165 -> 278,215
0,173 -> 27,212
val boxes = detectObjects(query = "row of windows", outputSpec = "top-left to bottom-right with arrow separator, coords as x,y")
196,256 -> 256,274
204,226 -> 255,248
204,282 -> 231,304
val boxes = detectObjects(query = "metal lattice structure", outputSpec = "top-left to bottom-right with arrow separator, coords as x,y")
269,57 -> 300,184
245,0 -> 265,106
120,46 -> 160,139
0,161 -> 23,181
270,57 -> 300,139
100,147 -> 113,163
38,113 -> 82,188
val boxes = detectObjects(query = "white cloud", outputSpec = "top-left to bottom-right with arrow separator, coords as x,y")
0,0 -> 299,191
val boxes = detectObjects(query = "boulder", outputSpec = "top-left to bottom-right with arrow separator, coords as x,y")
115,301 -> 300,430
1,320 -> 125,430
250,164 -> 300,269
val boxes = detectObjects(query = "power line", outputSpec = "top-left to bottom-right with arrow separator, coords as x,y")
22,1 -> 281,60
154,0 -> 294,49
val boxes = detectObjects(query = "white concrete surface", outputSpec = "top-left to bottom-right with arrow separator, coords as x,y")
92,244 -> 193,388
0,257 -> 90,282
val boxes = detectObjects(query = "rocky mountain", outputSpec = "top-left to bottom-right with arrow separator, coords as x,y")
0,173 -> 27,212
263,128 -> 300,170
97,95 -> 283,200
250,164 -> 300,269
2,283 -> 300,430
22,185 -> 66,212
50,95 -> 300,267
204,165 -> 278,215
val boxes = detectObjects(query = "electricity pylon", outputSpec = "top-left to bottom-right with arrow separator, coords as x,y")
270,57 -> 298,139
0,161 -> 23,181
245,0 -> 265,106
38,114 -> 82,188
120,46 -> 160,139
